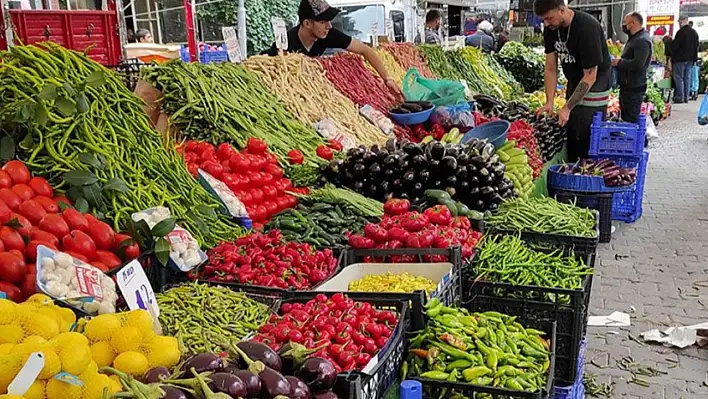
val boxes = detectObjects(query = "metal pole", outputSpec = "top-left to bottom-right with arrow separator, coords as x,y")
154,0 -> 162,43
184,0 -> 197,61
128,0 -> 136,32
238,0 -> 246,58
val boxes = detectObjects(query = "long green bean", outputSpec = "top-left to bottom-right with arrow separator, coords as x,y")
486,197 -> 597,237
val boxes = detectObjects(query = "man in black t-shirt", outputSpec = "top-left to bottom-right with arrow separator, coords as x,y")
264,0 -> 403,98
534,0 -> 611,161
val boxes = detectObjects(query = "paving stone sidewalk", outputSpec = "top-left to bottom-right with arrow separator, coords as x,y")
584,99 -> 708,398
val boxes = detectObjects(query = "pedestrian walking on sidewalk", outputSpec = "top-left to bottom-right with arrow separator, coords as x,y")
671,15 -> 699,103
611,12 -> 652,123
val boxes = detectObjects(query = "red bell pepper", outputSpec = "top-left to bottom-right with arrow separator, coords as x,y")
247,138 -> 267,155
348,234 -> 375,249
316,145 -> 334,160
383,198 -> 410,216
288,149 -> 304,165
424,205 -> 452,226
363,223 -> 389,242
401,212 -> 429,232
327,139 -> 344,152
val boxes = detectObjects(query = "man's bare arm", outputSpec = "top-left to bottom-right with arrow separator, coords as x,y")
544,53 -> 559,105
565,66 -> 598,111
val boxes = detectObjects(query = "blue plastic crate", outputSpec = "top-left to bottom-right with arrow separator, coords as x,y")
180,45 -> 228,64
552,337 -> 587,399
609,151 -> 649,223
589,112 -> 646,158
548,164 -> 635,193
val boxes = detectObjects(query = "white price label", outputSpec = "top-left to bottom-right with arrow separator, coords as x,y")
222,26 -> 243,63
271,18 -> 288,50
371,22 -> 379,47
116,260 -> 159,318
385,18 -> 394,40
8,353 -> 45,396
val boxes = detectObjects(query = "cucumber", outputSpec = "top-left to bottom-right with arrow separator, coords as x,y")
455,201 -> 470,216
467,210 -> 485,220
497,151 -> 511,163
440,199 -> 458,216
424,189 -> 452,202
498,140 -> 515,152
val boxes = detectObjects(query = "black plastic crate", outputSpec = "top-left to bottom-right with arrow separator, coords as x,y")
551,190 -> 613,243
107,58 -> 149,92
464,249 -> 593,385
282,291 -> 410,399
489,210 -> 600,259
411,320 -> 557,399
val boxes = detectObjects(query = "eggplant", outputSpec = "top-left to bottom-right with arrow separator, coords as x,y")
362,151 -> 376,165
231,342 -> 291,397
418,169 -> 430,183
234,341 -> 282,372
383,168 -> 396,180
445,146 -> 460,158
398,155 -> 410,170
385,138 -> 397,152
369,163 -> 382,176
353,162 -> 366,176
314,392 -> 339,399
480,186 -> 495,197
403,170 -> 416,185
379,180 -> 391,194
392,179 -> 403,192
377,149 -> 390,163
441,156 -> 458,173
370,144 -> 380,154
367,183 -> 380,198
456,153 -> 470,166
383,154 -> 398,168
468,176 -> 479,187
278,343 -> 324,375
160,386 -> 191,399
429,159 -> 441,171
428,142 -> 446,160
182,353 -> 224,374
232,370 -> 261,397
402,141 -> 423,156
412,154 -> 428,170
144,367 -> 170,383
433,180 -> 444,189
352,181 -> 364,192
286,376 -> 312,399
446,175 -> 457,187
457,180 -> 470,194
456,167 -> 468,180
413,182 -> 424,195
207,372 -> 248,398
475,200 -> 485,210
296,358 -> 337,392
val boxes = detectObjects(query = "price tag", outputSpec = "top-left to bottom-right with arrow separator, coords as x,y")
385,18 -> 394,40
116,260 -> 159,319
371,22 -> 379,47
74,264 -> 103,300
7,353 -> 45,396
222,26 -> 243,63
271,18 -> 288,50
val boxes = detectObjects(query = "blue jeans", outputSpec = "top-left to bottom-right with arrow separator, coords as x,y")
691,64 -> 699,95
673,61 -> 691,102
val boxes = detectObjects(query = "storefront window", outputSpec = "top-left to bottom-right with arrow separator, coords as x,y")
331,5 -> 385,43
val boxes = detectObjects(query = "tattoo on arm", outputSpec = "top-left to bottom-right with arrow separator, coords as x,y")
566,81 -> 590,111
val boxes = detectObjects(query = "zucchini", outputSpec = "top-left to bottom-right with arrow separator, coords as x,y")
468,210 -> 485,220
455,201 -> 470,217
440,199 -> 458,217
424,189 -> 452,202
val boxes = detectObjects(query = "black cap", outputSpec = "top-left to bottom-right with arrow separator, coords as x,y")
299,0 -> 340,21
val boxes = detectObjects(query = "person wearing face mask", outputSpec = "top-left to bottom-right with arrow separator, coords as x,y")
534,0 -> 611,162
264,0 -> 403,99
610,12 -> 652,123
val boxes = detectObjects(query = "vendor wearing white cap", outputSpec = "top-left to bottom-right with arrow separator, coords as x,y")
265,0 -> 403,98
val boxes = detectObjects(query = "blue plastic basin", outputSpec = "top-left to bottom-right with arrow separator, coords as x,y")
461,120 -> 509,148
389,107 -> 434,125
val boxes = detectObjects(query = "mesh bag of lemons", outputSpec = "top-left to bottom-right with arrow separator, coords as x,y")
349,272 -> 438,295
0,295 -> 180,399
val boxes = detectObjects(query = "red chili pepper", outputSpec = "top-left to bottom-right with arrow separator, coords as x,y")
316,145 -> 334,160
287,149 -> 304,165
327,139 -> 343,152
347,234 -> 374,249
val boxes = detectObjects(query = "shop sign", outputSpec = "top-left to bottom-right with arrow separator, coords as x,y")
647,15 -> 676,36
646,0 -> 679,16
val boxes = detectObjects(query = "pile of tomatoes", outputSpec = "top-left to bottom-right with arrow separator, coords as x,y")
253,293 -> 399,372
0,161 -> 139,302
179,139 -> 298,227
507,120 -> 544,179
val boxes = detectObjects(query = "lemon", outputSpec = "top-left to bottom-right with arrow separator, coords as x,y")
0,300 -> 16,325
48,332 -> 89,351
55,307 -> 76,326
59,342 -> 91,375
22,313 -> 59,340
144,336 -> 180,369
22,336 -> 47,346
12,342 -> 44,360
46,377 -> 82,399
107,375 -> 122,393
90,341 -> 115,368
109,327 -> 141,353
0,354 -> 23,393
80,372 -> 111,399
26,293 -> 52,305
0,395 -> 26,399
23,379 -> 46,399
84,315 -> 120,343
112,351 -> 148,377
0,344 -> 14,355
38,349 -> 61,379
124,310 -> 154,338
0,325 -> 24,344
85,360 -> 98,374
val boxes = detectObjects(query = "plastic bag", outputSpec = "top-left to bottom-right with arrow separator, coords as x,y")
430,102 -> 476,128
359,105 -> 394,135
698,94 -> 708,125
402,68 -> 466,106
646,116 -> 659,140
313,119 -> 358,151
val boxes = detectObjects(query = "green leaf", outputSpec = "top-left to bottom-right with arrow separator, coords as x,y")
155,237 -> 171,266
85,70 -> 106,88
0,136 -> 15,161
19,132 -> 33,151
96,154 -> 107,168
188,211 -> 210,236
34,102 -> 48,127
76,92 -> 89,114
79,153 -> 102,169
102,177 -> 128,193
195,204 -> 217,218
151,218 -> 176,237
21,102 -> 34,122
57,200 -> 70,211
63,82 -> 77,96
38,84 -> 57,101
127,218 -> 151,249
65,186 -> 83,203
64,170 -> 98,186
55,97 -> 76,117
82,183 -> 104,209
74,197 -> 90,213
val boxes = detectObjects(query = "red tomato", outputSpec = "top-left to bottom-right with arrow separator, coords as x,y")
264,201 -> 279,217
276,196 -> 290,211
64,251 -> 89,263
34,196 -> 59,213
2,161 -> 30,185
0,282 -> 22,302
0,226 -> 24,252
7,250 -> 22,260
0,188 -> 22,211
7,213 -> 32,237
39,214 -> 70,239
286,195 -> 298,208
87,220 -> 115,251
187,164 -> 198,178
11,184 -> 34,201
0,252 -> 25,283
94,250 -> 123,269
229,154 -> 250,172
262,185 -> 278,199
62,208 -> 89,232
114,233 -> 140,261
256,205 -> 268,222
264,164 -> 284,178
217,143 -> 236,160
201,161 -> 224,179
237,191 -> 253,205
250,188 -> 264,203
18,199 -> 47,225
91,261 -> 110,272
25,240 -> 57,262
261,172 -> 274,186
20,273 -> 37,299
265,153 -> 278,165
249,155 -> 265,172
30,229 -> 60,248
52,196 -> 71,208
0,171 -> 12,189
279,178 -> 293,191
28,177 -> 54,198
0,200 -> 10,223
62,230 -> 97,261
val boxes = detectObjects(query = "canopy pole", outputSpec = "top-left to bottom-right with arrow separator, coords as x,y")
238,0 -> 246,59
184,0 -> 197,61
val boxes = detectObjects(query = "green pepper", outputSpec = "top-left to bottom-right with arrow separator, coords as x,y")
473,376 -> 494,386
462,366 -> 491,381
445,359 -> 474,372
420,370 -> 449,380
440,314 -> 463,328
505,378 -> 525,391
486,350 -> 498,370
430,341 -> 476,362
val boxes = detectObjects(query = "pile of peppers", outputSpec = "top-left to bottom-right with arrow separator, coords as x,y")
403,299 -> 551,394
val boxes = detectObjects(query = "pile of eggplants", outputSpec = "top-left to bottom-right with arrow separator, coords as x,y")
473,95 -> 530,122
142,341 -> 341,398
531,115 -> 566,162
321,138 -> 515,212
557,158 -> 637,187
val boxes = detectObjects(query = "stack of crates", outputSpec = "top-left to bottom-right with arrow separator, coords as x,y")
552,338 -> 587,398
589,113 -> 649,222
180,45 -> 229,64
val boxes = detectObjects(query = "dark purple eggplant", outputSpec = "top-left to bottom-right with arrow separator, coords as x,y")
296,357 -> 337,392
231,341 -> 291,397
160,386 -> 191,399
286,376 -> 311,399
313,392 -> 339,399
182,353 -> 224,374
234,341 -> 282,372
207,372 -> 248,397
144,367 -> 171,383
278,342 -> 327,375
232,370 -> 261,397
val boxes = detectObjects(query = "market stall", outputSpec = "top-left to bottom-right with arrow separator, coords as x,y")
0,38 -> 652,399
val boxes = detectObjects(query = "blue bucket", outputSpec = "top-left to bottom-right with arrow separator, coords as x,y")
461,120 -> 509,148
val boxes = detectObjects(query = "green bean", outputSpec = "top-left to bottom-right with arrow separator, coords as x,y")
486,197 -> 597,237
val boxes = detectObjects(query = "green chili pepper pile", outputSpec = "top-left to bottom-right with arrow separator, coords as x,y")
0,43 -> 243,246
404,300 -> 551,395
472,235 -> 593,303
141,61 -> 325,167
266,197 -> 377,247
157,281 -> 272,354
418,45 -> 464,81
487,197 -> 597,237
306,184 -> 384,218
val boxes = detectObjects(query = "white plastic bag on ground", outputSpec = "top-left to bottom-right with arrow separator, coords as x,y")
646,115 -> 659,140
